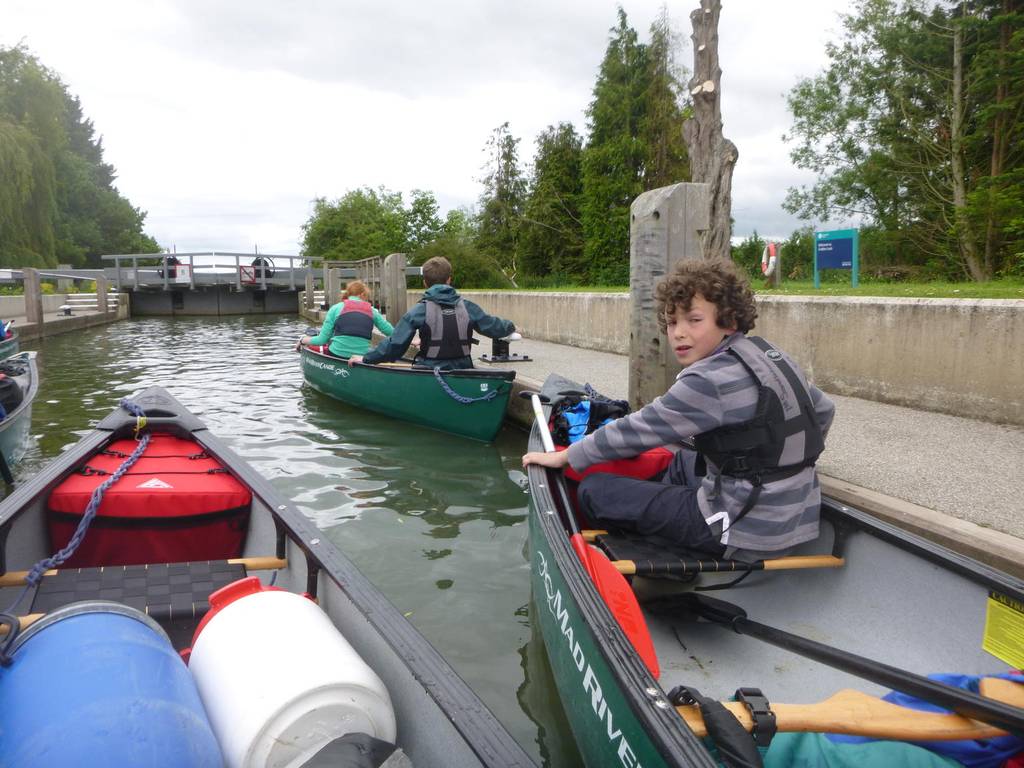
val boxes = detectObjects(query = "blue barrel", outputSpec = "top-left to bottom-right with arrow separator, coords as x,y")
0,601 -> 222,768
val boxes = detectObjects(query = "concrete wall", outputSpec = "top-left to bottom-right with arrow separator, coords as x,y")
0,294 -> 73,316
412,290 -> 1024,426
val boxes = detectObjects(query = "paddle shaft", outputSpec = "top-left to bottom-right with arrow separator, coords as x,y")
613,554 -> 844,576
730,614 -> 1024,737
0,556 -> 288,588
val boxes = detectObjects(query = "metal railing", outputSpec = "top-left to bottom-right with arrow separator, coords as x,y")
100,252 -> 313,292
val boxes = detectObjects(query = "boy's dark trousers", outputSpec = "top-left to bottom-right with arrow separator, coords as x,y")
576,448 -> 726,557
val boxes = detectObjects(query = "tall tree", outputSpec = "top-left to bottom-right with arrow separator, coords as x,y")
475,122 -> 527,285
581,8 -> 649,284
642,7 -> 691,190
784,0 -> 1024,280
520,122 -> 584,278
0,45 -> 158,267
682,0 -> 737,261
404,189 -> 444,252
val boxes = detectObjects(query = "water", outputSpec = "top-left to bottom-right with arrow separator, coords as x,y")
14,315 -> 583,767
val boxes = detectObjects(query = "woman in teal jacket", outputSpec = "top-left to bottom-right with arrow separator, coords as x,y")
299,280 -> 394,358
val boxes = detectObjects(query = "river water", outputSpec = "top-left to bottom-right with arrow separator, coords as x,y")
13,315 -> 582,767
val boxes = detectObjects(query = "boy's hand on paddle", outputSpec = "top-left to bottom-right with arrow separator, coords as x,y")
348,355 -> 364,367
522,450 -> 569,469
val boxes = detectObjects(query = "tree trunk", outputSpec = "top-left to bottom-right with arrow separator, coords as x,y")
950,19 -> 988,281
682,0 -> 738,261
984,0 -> 1011,277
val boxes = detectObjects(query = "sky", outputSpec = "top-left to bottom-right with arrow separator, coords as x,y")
4,0 -> 853,256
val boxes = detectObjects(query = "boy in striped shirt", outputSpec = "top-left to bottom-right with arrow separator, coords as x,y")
522,258 -> 835,560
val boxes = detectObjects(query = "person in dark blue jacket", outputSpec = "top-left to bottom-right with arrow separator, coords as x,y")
348,256 -> 515,371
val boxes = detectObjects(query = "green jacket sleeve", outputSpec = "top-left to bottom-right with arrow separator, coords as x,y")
465,300 -> 515,339
372,309 -> 394,337
308,304 -> 341,345
363,304 -> 424,364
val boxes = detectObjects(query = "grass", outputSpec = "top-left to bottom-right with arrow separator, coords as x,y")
753,279 -> 1024,299
502,279 -> 1024,299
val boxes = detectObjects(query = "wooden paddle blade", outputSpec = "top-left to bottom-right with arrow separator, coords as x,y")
678,686 -> 1024,741
579,538 -> 660,680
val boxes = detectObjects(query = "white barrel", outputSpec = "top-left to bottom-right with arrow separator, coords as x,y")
188,583 -> 396,768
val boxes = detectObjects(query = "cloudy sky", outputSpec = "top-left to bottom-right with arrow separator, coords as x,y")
5,0 -> 852,256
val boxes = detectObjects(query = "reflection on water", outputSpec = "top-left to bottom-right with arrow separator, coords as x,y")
13,316 -> 579,766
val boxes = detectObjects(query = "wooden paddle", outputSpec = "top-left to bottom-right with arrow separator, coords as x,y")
681,592 -> 1024,736
525,391 -> 660,679
678,678 -> 1024,741
612,554 -> 845,575
0,556 -> 288,588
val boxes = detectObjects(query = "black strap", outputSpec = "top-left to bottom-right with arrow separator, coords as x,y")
669,685 -> 764,768
735,688 -> 777,747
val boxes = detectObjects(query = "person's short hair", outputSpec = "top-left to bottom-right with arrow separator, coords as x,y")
341,280 -> 370,300
655,258 -> 757,333
421,256 -> 452,287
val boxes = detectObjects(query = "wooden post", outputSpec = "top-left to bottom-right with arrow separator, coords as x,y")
326,268 -> 341,307
23,268 -> 44,326
629,183 -> 710,409
304,271 -> 315,310
96,276 -> 110,315
382,253 -> 408,326
56,264 -> 72,293
682,0 -> 737,261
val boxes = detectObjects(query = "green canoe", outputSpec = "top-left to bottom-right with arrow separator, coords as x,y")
526,380 -> 1024,767
0,328 -> 20,360
300,347 -> 515,442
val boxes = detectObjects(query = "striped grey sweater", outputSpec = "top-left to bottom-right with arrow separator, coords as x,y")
566,333 -> 835,555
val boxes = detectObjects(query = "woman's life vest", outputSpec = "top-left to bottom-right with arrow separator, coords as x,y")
693,336 -> 825,526
331,299 -> 374,340
421,299 -> 472,360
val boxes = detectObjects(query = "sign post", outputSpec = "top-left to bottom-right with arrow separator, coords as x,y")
814,229 -> 859,288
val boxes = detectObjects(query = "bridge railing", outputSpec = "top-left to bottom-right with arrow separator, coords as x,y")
100,252 -> 314,292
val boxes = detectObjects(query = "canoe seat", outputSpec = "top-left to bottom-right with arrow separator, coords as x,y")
29,559 -> 247,649
583,530 -> 844,581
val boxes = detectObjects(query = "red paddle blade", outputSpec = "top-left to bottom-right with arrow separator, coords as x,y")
569,533 -> 660,679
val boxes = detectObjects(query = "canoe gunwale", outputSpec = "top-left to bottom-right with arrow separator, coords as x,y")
820,498 -> 1024,602
527,422 -> 717,766
0,387 -> 536,767
303,346 -> 517,382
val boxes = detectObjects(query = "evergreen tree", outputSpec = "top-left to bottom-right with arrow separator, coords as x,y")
581,8 -> 648,285
520,122 -> 584,278
642,8 -> 691,190
475,122 -> 527,284
580,6 -> 690,284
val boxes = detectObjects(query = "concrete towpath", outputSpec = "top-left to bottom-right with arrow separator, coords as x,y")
489,336 -> 1024,577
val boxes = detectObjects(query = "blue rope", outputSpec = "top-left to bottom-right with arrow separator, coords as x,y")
25,398 -> 152,583
431,366 -> 499,404
2,398 -> 151,666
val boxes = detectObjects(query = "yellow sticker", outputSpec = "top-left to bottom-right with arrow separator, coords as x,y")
982,591 -> 1024,669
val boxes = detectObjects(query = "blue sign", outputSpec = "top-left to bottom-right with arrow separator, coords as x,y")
814,229 -> 859,288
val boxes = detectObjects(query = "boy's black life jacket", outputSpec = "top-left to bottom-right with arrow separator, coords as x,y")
693,335 -> 824,486
0,374 -> 23,418
331,299 -> 374,340
421,299 -> 472,360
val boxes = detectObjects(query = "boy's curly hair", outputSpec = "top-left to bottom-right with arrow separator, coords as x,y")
655,258 -> 757,333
